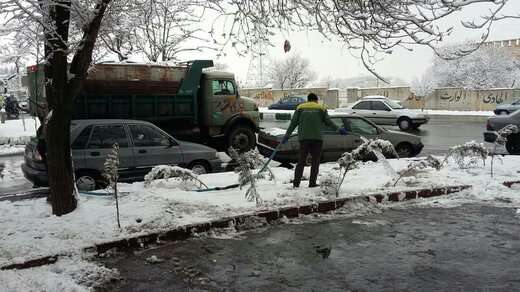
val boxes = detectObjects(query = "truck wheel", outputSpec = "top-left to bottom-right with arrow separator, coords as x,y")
397,117 -> 412,131
228,125 -> 256,153
506,134 -> 520,155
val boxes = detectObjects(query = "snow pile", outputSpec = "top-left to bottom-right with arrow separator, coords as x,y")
0,145 -> 25,156
0,256 -> 118,292
0,156 -> 519,268
0,117 -> 38,145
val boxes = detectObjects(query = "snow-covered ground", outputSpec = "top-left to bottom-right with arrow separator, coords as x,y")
1,155 -> 519,271
0,256 -> 118,292
0,145 -> 26,156
0,117 -> 38,148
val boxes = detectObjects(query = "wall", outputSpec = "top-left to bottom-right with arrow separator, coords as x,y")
425,88 -> 520,111
241,87 -> 340,108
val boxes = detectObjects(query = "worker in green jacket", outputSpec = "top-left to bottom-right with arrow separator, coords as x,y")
282,93 -> 347,188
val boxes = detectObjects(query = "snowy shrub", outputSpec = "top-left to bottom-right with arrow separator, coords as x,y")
320,170 -> 340,197
490,124 -> 518,177
228,147 -> 275,204
442,141 -> 488,169
392,155 -> 443,186
328,139 -> 397,197
144,165 -> 208,190
103,143 -> 121,229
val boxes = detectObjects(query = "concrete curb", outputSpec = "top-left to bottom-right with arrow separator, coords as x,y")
0,184 -> 471,270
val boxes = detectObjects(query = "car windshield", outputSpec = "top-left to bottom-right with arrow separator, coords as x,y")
512,99 -> 520,105
386,99 -> 404,109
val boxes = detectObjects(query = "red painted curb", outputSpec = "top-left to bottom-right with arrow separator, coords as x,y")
0,184 -> 471,270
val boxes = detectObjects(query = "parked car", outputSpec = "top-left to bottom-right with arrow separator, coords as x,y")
22,119 -> 223,191
268,95 -> 307,110
494,98 -> 520,115
337,96 -> 429,131
257,113 -> 424,163
483,110 -> 520,154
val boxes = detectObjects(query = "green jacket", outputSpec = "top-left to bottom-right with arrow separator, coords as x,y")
284,101 -> 338,141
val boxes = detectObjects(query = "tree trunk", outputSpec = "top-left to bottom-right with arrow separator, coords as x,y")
44,0 -> 77,216
47,107 -> 76,214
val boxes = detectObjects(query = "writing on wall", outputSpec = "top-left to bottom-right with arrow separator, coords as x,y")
481,92 -> 508,104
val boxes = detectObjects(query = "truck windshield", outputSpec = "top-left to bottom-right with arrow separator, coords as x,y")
386,99 -> 404,109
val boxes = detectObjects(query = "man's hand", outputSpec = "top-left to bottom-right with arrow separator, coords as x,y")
281,136 -> 289,144
339,127 -> 348,135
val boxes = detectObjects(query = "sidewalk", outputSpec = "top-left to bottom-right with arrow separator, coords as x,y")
1,155 -> 519,270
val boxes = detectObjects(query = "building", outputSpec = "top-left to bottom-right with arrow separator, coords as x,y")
482,38 -> 520,58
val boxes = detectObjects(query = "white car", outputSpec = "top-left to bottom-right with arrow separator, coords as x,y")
337,96 -> 429,130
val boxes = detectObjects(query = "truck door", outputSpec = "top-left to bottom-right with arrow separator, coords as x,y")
210,79 -> 242,127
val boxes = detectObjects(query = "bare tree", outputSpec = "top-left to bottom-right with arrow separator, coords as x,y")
205,0 -> 517,81
421,43 -> 520,89
133,0 -> 210,62
268,53 -> 316,89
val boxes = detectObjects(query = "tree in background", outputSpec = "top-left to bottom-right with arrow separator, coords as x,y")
268,53 -> 316,89
414,43 -> 520,91
0,0 -> 515,216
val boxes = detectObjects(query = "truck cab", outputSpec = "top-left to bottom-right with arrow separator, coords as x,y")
199,71 -> 259,151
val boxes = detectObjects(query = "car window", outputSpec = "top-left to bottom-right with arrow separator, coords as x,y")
352,101 -> 371,110
386,99 -> 404,109
371,101 -> 390,111
71,125 -> 92,150
344,118 -> 378,136
322,117 -> 344,132
129,124 -> 170,147
279,97 -> 289,104
291,97 -> 300,103
86,125 -> 129,149
212,80 -> 236,96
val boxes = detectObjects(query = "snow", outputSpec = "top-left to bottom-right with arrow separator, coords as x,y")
0,256 -> 118,292
260,107 -> 494,117
1,155 -> 520,270
0,117 -> 38,145
0,145 -> 26,156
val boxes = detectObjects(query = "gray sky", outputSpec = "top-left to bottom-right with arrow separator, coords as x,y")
176,1 -> 520,85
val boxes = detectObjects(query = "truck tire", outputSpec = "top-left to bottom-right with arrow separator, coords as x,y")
506,134 -> 520,155
227,125 -> 256,153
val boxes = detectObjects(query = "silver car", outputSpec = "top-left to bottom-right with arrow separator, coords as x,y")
337,96 -> 429,130
484,110 -> 520,154
22,119 -> 222,190
257,113 -> 424,163
494,98 -> 520,115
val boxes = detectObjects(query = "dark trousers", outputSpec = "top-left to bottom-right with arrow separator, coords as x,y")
293,140 -> 323,187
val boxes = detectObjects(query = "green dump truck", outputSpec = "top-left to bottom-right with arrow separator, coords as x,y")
26,60 -> 260,152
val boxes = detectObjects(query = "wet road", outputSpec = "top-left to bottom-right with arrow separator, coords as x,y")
102,203 -> 520,291
0,155 -> 32,195
261,116 -> 489,156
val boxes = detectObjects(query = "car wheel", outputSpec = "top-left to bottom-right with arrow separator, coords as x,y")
412,124 -> 421,130
506,134 -> 520,155
227,125 -> 256,153
396,142 -> 413,158
189,161 -> 211,174
75,171 -> 99,192
497,110 -> 509,115
397,117 -> 412,131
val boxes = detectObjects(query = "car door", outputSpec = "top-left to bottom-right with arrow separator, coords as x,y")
344,117 -> 380,145
350,101 -> 372,120
129,123 -> 183,175
70,125 -> 93,170
321,117 -> 359,162
84,124 -> 134,175
370,100 -> 394,125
